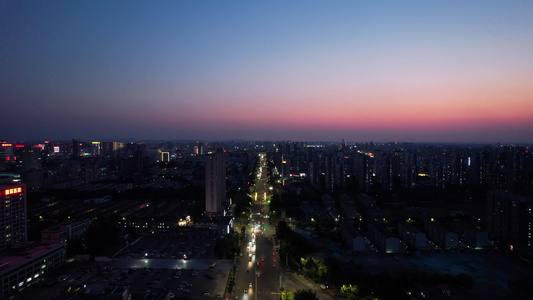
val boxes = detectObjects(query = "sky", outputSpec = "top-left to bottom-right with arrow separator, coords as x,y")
1,1 -> 532,144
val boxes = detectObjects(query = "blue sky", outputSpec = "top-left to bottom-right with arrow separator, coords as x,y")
2,1 -> 532,143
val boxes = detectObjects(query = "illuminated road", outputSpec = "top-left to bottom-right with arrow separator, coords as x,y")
233,153 -> 334,300
233,153 -> 281,300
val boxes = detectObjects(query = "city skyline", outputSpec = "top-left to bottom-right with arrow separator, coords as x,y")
2,1 -> 532,143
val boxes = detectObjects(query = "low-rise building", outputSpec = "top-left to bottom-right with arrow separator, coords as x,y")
398,221 -> 427,250
41,219 -> 90,244
424,220 -> 458,250
0,242 -> 66,299
339,221 -> 365,252
450,219 -> 488,250
368,220 -> 399,253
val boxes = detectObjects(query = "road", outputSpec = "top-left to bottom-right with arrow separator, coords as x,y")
233,153 -> 281,300
233,153 -> 334,300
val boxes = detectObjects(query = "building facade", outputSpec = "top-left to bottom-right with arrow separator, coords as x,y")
205,150 -> 226,214
0,184 -> 66,298
486,191 -> 533,255
0,185 -> 27,250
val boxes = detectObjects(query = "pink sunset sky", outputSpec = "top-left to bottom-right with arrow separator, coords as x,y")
2,1 -> 532,143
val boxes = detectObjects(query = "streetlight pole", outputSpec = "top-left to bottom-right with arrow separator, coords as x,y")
279,273 -> 282,298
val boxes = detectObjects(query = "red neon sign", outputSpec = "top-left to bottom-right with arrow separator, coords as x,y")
15,145 -> 25,148
2,187 -> 23,196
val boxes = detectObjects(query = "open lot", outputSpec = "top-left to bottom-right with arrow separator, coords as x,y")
21,235 -> 233,299
89,266 -> 229,298
117,235 -> 219,261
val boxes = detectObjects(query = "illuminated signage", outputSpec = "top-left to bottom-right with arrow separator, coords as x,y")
15,145 -> 25,148
1,143 -> 12,147
1,187 -> 23,196
54,146 -> 60,153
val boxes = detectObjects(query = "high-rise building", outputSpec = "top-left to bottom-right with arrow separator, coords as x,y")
374,150 -> 393,190
400,165 -> 417,188
0,185 -> 27,250
486,190 -> 533,255
0,143 -> 14,171
430,161 -> 449,189
354,153 -> 373,191
72,139 -> 80,159
90,142 -> 101,156
470,151 -> 488,185
194,144 -> 204,155
205,150 -> 226,214
21,146 -> 41,171
161,152 -> 170,162
281,154 -> 290,179
324,155 -> 336,191
0,184 -> 66,299
112,142 -> 124,152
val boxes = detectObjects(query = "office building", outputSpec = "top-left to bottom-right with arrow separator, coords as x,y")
0,185 -> 27,250
205,150 -> 226,214
0,185 -> 66,298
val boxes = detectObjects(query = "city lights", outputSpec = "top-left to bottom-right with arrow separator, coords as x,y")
2,187 -> 22,196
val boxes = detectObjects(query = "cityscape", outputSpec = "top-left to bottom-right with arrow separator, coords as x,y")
2,1 -> 533,300
0,139 -> 532,299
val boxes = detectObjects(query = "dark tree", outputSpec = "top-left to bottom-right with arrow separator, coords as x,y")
294,289 -> 319,300
85,218 -> 119,256
276,220 -> 290,239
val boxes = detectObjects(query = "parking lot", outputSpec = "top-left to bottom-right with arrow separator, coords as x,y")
117,235 -> 219,261
23,235 -> 233,299
105,235 -> 232,298
91,265 -> 228,298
